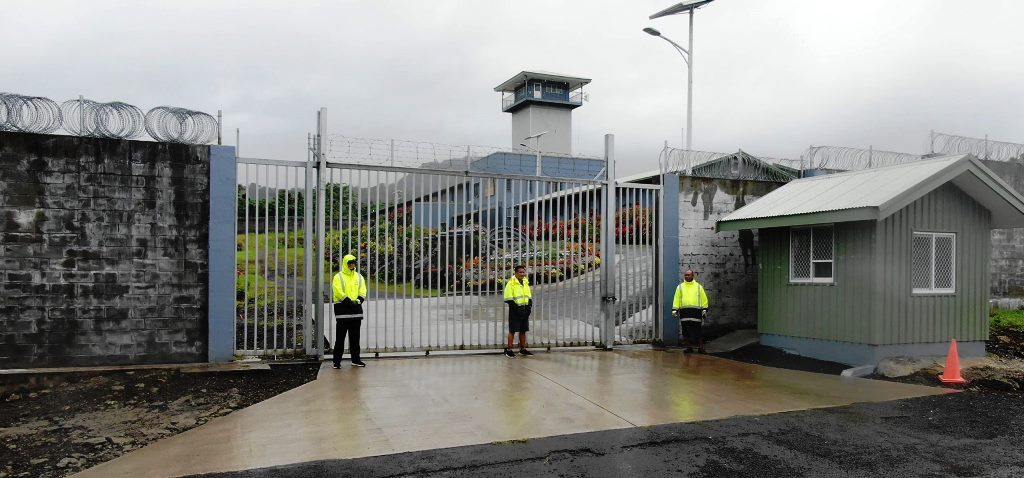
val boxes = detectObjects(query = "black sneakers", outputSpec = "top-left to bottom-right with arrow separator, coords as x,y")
518,349 -> 534,356
352,360 -> 366,367
332,363 -> 341,369
503,349 -> 516,358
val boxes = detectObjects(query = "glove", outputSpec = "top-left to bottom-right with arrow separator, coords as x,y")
701,308 -> 708,319
357,296 -> 366,305
342,297 -> 353,305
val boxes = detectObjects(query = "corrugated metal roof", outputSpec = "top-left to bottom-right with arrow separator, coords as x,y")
494,71 -> 591,92
717,154 -> 1024,230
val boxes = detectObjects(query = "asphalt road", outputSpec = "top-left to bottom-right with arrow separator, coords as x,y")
195,391 -> 1023,478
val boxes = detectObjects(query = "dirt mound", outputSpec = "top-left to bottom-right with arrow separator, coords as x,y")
987,325 -> 1024,360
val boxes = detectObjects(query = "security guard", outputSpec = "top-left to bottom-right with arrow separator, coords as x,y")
502,264 -> 533,358
672,269 -> 709,354
332,254 -> 368,368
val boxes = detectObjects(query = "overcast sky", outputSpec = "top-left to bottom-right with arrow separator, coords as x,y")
4,0 -> 1023,176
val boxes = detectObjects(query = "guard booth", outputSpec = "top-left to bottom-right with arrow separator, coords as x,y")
717,154 -> 1024,365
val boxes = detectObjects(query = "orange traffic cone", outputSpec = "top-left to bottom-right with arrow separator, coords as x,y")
938,339 -> 967,384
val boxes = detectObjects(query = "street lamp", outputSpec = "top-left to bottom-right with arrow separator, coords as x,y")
522,130 -> 548,177
645,0 -> 716,151
521,131 -> 548,252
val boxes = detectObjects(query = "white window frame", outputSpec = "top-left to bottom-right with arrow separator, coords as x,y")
789,225 -> 834,284
912,232 -> 956,294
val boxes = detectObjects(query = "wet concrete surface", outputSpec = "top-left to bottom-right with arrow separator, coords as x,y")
73,349 -> 945,478
194,391 -> 1024,478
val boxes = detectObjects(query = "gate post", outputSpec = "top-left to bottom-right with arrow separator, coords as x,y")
208,145 -> 237,362
314,108 -> 328,359
600,134 -> 616,349
659,173 -> 681,346
304,135 -> 316,356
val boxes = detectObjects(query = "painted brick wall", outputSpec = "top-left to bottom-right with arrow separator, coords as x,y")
677,177 -> 784,328
0,132 -> 210,367
982,160 -> 1024,298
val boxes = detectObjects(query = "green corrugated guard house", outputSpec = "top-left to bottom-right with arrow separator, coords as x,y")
716,154 -> 1024,365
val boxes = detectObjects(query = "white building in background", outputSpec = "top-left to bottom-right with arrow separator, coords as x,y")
494,70 -> 590,156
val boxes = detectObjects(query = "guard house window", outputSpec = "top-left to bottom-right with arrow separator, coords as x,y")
473,183 -> 480,199
790,225 -> 833,283
912,232 -> 955,293
544,84 -> 565,94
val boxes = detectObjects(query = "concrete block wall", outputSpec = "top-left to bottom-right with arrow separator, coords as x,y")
983,160 -> 1024,298
676,176 -> 784,328
0,132 -> 210,367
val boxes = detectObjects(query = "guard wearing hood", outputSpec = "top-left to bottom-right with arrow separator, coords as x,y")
332,254 -> 368,368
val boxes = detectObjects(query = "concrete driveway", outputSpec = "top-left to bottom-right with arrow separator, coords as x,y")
73,348 -> 948,478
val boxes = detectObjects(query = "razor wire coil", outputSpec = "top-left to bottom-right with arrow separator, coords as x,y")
0,93 -> 63,134
2,91 -> 217,144
803,145 -> 924,171
60,99 -> 146,139
932,132 -> 1024,162
144,106 -> 218,144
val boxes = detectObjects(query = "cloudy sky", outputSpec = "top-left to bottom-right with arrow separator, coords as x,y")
4,0 -> 1023,176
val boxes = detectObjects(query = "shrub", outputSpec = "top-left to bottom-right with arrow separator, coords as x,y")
990,308 -> 1024,332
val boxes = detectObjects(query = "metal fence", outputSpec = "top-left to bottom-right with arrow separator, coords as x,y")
315,165 -> 610,353
0,91 -> 218,144
233,127 -> 661,358
234,158 -> 314,357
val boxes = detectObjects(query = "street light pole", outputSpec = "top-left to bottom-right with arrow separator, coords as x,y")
521,131 -> 548,255
686,10 -> 693,151
646,0 -> 716,151
523,130 -> 548,176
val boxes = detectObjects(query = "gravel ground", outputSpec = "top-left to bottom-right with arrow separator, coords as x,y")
0,362 -> 320,478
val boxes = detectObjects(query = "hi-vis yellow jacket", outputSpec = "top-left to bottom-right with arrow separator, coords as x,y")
503,276 -> 532,306
332,254 -> 368,319
672,280 -> 708,311
332,254 -> 368,301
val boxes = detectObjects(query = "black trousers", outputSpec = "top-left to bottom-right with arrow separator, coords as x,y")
681,320 -> 703,346
333,318 -> 362,364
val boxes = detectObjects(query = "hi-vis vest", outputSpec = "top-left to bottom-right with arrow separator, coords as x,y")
672,281 -> 708,311
503,276 -> 532,306
332,269 -> 367,302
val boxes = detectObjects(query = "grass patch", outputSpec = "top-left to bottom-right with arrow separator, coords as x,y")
990,308 -> 1024,332
368,280 -> 441,297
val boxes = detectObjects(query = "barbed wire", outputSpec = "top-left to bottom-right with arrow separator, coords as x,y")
0,93 -> 63,134
803,145 -> 925,171
0,91 -> 217,144
659,147 -> 799,182
61,99 -> 145,139
932,132 -> 1024,162
326,135 -> 607,180
145,106 -> 218,144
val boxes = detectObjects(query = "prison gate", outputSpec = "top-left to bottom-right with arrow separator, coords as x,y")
233,130 -> 662,358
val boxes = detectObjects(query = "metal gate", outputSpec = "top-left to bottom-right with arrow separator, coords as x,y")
232,112 -> 662,358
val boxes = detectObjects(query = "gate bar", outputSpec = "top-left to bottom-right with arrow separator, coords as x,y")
600,134 -> 616,349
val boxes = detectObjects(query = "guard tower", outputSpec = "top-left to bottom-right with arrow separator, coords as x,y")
494,70 -> 590,156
